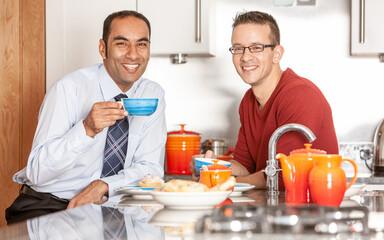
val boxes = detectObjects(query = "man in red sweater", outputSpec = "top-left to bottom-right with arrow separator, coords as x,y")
191,11 -> 338,190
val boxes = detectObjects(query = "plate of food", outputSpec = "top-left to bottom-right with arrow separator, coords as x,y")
150,178 -> 235,209
151,191 -> 231,210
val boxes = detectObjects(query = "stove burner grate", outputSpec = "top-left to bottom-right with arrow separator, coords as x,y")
195,205 -> 370,235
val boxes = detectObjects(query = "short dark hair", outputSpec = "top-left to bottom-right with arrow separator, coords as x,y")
232,11 -> 280,46
102,10 -> 151,49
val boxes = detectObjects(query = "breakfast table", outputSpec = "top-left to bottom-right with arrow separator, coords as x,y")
1,183 -> 384,240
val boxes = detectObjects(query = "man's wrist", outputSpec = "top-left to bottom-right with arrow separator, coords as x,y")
83,120 -> 96,138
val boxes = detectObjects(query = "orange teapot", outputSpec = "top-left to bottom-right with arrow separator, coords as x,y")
199,160 -> 232,188
309,154 -> 358,207
276,144 -> 326,204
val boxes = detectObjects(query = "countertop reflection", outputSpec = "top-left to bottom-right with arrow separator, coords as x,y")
0,203 -> 163,240
1,188 -> 384,240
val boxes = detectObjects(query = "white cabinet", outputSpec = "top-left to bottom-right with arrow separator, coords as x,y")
137,0 -> 216,57
351,0 -> 384,57
46,0 -> 136,88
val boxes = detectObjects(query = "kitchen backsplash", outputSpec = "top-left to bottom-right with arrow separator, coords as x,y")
339,142 -> 373,178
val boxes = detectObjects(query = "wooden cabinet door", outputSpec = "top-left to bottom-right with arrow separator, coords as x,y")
0,0 -> 45,227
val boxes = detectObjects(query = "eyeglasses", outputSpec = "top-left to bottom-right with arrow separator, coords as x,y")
229,44 -> 276,55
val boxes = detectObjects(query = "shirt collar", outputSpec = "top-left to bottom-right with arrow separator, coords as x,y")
98,64 -> 144,101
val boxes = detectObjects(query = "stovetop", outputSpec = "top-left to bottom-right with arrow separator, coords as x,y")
195,205 -> 370,235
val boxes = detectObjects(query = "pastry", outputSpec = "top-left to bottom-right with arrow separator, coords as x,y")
161,179 -> 209,192
209,176 -> 236,192
138,174 -> 164,188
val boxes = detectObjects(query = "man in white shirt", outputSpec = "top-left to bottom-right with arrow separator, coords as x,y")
6,10 -> 167,224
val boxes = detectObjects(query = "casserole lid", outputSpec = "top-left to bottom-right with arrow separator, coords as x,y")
168,124 -> 200,136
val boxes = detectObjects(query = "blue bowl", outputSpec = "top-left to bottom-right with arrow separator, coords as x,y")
194,158 -> 231,175
122,98 -> 158,116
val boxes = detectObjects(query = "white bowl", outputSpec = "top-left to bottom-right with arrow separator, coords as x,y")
150,191 -> 231,210
344,183 -> 366,198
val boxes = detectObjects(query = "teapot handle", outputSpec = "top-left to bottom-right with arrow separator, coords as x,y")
342,158 -> 358,190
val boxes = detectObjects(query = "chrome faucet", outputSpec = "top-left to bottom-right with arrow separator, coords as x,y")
264,123 -> 316,205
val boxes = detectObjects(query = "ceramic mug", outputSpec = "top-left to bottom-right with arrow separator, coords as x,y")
199,169 -> 231,188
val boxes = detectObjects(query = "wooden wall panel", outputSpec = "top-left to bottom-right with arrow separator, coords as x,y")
20,0 -> 45,168
0,0 -> 21,227
0,0 -> 45,227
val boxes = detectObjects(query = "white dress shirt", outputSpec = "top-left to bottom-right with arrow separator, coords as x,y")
13,64 -> 167,199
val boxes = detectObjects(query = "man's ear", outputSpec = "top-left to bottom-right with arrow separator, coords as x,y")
99,39 -> 107,59
272,45 -> 284,64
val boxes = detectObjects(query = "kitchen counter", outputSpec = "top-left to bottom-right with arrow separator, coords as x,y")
1,186 -> 384,239
355,176 -> 384,185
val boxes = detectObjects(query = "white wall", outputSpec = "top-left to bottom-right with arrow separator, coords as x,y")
47,0 -> 384,148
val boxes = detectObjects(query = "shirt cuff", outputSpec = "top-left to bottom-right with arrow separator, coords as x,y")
101,172 -> 140,197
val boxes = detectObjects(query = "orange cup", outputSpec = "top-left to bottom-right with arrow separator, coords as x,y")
199,169 -> 232,188
199,160 -> 232,188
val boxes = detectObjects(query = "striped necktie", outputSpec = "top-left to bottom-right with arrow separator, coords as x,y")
101,93 -> 128,177
102,206 -> 127,239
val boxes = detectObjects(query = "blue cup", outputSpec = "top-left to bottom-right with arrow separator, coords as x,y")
121,98 -> 158,116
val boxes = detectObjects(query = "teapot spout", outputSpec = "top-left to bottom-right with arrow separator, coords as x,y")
276,153 -> 287,166
276,153 -> 290,173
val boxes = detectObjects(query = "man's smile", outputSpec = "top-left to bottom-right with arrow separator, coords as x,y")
242,65 -> 258,71
122,63 -> 139,72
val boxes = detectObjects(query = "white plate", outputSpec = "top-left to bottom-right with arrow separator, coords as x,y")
229,191 -> 243,197
344,183 -> 366,198
150,191 -> 232,210
229,195 -> 255,203
233,183 -> 255,192
229,184 -> 255,196
116,186 -> 161,200
340,199 -> 360,207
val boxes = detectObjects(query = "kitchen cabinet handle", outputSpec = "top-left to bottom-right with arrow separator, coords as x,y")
359,0 -> 365,44
196,0 -> 201,43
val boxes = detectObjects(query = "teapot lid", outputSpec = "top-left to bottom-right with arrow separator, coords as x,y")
290,143 -> 326,155
206,160 -> 231,170
168,124 -> 200,136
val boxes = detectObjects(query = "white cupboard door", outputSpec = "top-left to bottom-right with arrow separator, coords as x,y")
46,0 -> 136,88
138,0 -> 216,56
351,0 -> 384,55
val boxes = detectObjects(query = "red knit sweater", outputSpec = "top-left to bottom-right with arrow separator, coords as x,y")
233,68 -> 338,190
